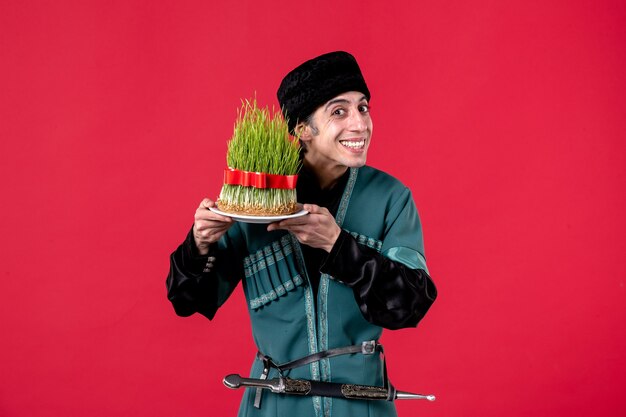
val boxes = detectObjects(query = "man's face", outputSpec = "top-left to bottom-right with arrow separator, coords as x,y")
301,91 -> 373,173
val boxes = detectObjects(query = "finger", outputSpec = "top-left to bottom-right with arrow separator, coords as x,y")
199,198 -> 215,209
303,205 -> 334,220
267,222 -> 311,234
197,221 -> 232,237
196,219 -> 233,235
267,221 -> 289,232
209,213 -> 234,223
267,221 -> 298,232
195,207 -> 232,223
303,204 -> 321,213
269,216 -> 311,231
198,226 -> 227,239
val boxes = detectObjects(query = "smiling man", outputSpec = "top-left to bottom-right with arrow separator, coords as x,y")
166,51 -> 437,417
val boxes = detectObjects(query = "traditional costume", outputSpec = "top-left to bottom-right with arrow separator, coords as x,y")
166,51 -> 437,417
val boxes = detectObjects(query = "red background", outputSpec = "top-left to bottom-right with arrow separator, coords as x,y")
1,1 -> 625,416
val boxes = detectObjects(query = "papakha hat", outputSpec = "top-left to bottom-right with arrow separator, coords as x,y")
277,51 -> 370,134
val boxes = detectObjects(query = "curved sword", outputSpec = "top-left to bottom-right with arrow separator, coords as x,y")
223,374 -> 435,402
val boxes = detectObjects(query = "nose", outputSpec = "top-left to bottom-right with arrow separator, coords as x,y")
348,109 -> 368,132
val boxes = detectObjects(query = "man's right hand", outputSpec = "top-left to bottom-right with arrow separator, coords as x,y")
193,198 -> 234,255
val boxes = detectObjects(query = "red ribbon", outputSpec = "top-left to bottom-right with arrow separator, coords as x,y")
224,168 -> 298,189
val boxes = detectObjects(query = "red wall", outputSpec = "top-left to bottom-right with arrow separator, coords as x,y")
1,1 -> 625,416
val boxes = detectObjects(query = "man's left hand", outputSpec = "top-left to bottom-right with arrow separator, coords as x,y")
267,204 -> 341,252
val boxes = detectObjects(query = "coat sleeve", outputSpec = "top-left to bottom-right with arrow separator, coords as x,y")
320,188 -> 437,329
165,225 -> 244,320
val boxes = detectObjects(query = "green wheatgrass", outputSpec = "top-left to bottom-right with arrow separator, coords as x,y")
218,98 -> 301,215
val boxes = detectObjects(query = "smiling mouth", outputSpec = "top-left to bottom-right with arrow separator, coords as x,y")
339,140 -> 365,149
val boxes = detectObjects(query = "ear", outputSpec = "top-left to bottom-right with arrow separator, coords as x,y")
295,122 -> 312,142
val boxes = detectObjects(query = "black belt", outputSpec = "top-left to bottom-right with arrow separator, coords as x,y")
253,340 -> 392,408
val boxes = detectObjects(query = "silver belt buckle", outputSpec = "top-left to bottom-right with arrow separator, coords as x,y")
361,340 -> 377,355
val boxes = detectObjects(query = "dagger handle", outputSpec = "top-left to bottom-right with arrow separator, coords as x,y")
223,374 -> 284,393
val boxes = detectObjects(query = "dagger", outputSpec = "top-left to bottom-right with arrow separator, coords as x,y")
223,374 -> 435,401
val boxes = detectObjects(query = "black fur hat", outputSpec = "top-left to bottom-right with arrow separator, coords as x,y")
277,51 -> 370,134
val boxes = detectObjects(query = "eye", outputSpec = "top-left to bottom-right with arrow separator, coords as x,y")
358,104 -> 370,113
331,108 -> 346,116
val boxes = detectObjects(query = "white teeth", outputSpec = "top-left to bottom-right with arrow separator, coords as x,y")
340,140 -> 365,149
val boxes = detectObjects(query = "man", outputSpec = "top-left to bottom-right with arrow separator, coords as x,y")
166,51 -> 437,417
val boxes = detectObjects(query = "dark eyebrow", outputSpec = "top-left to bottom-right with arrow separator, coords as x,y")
324,98 -> 349,111
324,95 -> 368,111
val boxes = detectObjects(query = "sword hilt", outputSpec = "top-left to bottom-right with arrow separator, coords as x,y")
224,374 -> 285,393
223,374 -> 243,389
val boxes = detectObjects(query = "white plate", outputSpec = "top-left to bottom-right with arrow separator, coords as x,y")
209,205 -> 309,224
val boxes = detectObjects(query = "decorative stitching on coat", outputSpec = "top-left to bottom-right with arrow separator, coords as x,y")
319,167 -> 359,417
289,233 -> 322,417
244,234 -> 305,310
346,230 -> 383,252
